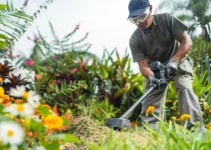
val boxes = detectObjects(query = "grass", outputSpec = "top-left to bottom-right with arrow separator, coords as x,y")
65,115 -> 154,150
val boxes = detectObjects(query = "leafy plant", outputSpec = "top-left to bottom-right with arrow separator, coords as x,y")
0,2 -> 32,50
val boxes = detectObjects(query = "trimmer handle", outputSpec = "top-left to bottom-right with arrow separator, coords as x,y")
149,61 -> 168,88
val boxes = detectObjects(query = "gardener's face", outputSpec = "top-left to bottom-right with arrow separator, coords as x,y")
131,5 -> 153,30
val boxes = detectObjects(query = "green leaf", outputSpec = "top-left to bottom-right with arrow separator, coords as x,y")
0,33 -> 8,40
78,69 -> 89,80
62,117 -> 69,126
0,104 -> 3,114
63,134 -> 81,144
0,4 -> 7,9
37,105 -> 51,117
0,40 -> 8,49
114,87 -> 127,98
87,143 -> 100,150
43,142 -> 60,150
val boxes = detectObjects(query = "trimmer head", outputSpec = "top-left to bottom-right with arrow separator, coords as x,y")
106,118 -> 131,129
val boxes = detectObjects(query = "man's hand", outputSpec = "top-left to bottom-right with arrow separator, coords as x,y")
166,59 -> 179,77
149,75 -> 167,89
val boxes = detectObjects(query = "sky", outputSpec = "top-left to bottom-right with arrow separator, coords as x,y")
3,0 -> 161,72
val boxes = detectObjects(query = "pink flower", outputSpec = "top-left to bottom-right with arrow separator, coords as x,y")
53,55 -> 58,59
80,62 -> 84,68
76,24 -> 80,30
34,37 -> 39,42
35,74 -> 41,80
7,54 -> 12,58
71,68 -> 78,73
46,65 -> 50,69
57,79 -> 61,84
24,0 -> 29,5
24,59 -> 34,67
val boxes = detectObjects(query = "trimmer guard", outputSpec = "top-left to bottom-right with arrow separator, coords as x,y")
106,118 -> 131,128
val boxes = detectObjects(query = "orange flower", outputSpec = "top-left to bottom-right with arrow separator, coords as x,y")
52,104 -> 59,116
0,77 -> 3,82
27,131 -> 33,137
180,114 -> 191,120
15,99 -> 23,104
146,106 -> 155,115
33,131 -> 38,138
1,94 -> 10,100
9,97 -> 15,102
130,121 -> 141,127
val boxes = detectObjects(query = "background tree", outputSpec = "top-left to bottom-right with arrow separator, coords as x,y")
155,0 -> 211,81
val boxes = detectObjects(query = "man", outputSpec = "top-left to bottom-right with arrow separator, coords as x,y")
128,0 -> 205,131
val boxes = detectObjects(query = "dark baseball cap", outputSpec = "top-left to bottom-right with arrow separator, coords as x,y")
128,0 -> 150,19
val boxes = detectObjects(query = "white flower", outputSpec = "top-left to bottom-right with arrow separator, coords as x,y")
10,86 -> 26,98
60,145 -> 65,150
28,91 -> 40,107
35,146 -> 46,150
0,122 -> 24,145
4,103 -> 34,116
10,86 -> 40,107
9,145 -> 18,150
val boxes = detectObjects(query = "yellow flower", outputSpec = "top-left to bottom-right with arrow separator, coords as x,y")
43,115 -> 63,130
4,114 -> 14,119
22,91 -> 29,100
180,114 -> 191,120
146,106 -> 155,115
0,86 -> 5,96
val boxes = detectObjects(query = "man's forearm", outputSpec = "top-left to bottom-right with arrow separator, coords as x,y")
172,40 -> 192,62
138,59 -> 154,79
173,31 -> 193,62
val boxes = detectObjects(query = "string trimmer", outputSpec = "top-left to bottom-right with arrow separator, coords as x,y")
106,61 -> 167,129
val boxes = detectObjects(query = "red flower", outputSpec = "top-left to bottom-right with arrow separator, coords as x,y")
2,99 -> 8,104
76,24 -> 80,30
34,37 -> 39,42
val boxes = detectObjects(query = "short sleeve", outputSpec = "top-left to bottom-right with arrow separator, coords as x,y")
129,34 -> 146,63
167,13 -> 188,39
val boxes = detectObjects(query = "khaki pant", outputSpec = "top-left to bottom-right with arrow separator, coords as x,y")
141,57 -> 205,131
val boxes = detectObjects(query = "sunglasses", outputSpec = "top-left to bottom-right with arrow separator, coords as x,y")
129,8 -> 150,24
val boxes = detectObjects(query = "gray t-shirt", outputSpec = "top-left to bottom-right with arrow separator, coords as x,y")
129,13 -> 187,65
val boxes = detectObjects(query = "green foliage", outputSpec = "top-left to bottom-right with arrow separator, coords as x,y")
0,1 -> 32,50
40,79 -> 87,113
87,130 -> 140,150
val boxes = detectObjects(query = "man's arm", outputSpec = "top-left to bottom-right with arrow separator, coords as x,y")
138,59 -> 154,79
172,31 -> 193,62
